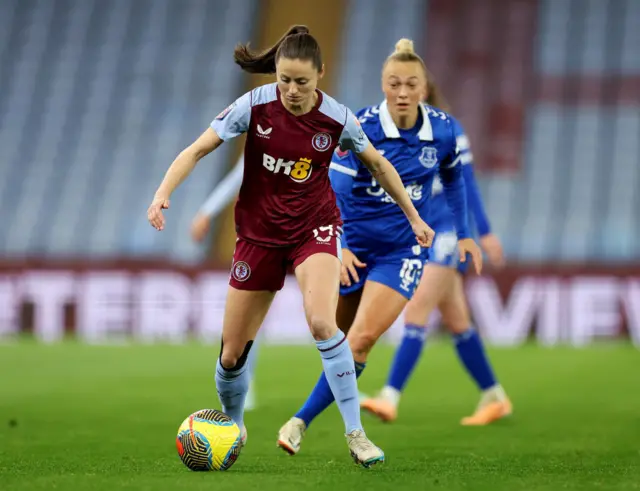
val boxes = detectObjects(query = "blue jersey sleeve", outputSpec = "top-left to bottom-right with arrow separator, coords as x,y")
329,149 -> 360,249
210,92 -> 252,141
453,120 -> 492,236
439,119 -> 470,240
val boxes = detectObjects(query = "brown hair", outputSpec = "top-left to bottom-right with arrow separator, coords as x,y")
384,38 -> 451,112
233,25 -> 323,74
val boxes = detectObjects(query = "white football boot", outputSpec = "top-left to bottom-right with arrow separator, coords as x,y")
239,425 -> 248,448
276,417 -> 306,455
346,430 -> 385,468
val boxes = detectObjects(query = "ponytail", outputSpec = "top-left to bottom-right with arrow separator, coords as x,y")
233,25 -> 322,74
425,69 -> 451,113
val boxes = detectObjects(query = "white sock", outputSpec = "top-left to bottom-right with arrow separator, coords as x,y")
379,386 -> 401,407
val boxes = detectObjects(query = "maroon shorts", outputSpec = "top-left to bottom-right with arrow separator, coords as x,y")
229,231 -> 342,291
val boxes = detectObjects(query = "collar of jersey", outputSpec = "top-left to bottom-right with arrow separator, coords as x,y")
378,100 -> 433,141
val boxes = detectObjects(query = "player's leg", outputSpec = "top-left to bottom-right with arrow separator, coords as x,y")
282,233 -> 383,467
281,280 -> 406,442
440,273 -> 512,425
360,262 -> 453,422
216,287 -> 274,432
291,289 -> 363,428
336,287 -> 363,334
278,273 -> 365,456
216,240 -> 283,443
283,248 -> 412,430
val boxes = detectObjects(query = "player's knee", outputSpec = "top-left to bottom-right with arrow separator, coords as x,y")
219,351 -> 240,370
441,311 -> 470,334
219,340 -> 253,371
404,300 -> 433,327
348,329 -> 378,358
308,314 -> 335,341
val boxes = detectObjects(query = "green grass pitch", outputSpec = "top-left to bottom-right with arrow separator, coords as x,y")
1,341 -> 638,490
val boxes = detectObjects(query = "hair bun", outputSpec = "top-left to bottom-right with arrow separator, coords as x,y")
394,38 -> 414,54
289,25 -> 310,36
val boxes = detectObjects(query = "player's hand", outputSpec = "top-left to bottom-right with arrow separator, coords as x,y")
190,212 -> 211,243
458,238 -> 483,275
340,248 -> 367,287
148,196 -> 170,231
480,233 -> 505,268
411,218 -> 435,248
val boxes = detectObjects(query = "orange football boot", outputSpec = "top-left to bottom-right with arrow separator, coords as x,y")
360,397 -> 398,423
461,387 -> 512,426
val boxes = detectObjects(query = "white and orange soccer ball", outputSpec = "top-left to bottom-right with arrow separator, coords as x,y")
176,409 -> 242,471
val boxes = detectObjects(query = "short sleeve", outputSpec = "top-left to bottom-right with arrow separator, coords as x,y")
440,119 -> 463,170
329,147 -> 360,177
451,118 -> 474,166
338,108 -> 370,154
329,148 -> 360,195
210,92 -> 252,141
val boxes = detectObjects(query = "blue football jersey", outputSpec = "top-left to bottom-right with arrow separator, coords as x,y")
428,117 -> 492,236
329,101 -> 469,255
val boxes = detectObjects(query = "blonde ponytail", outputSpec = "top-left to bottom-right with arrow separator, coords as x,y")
394,38 -> 415,55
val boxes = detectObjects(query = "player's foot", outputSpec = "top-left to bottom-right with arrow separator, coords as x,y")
346,429 -> 385,468
461,385 -> 512,426
276,417 -> 306,455
360,397 -> 398,423
239,425 -> 248,447
360,387 -> 400,422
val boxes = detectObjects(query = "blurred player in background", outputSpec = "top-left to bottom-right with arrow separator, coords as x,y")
148,25 -> 435,467
360,43 -> 511,427
277,39 -> 484,455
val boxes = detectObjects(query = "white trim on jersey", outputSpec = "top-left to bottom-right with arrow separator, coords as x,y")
329,162 -> 358,177
378,100 -> 433,141
445,154 -> 462,169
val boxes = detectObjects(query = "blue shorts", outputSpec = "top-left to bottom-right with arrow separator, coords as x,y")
340,244 -> 428,300
427,226 -> 469,275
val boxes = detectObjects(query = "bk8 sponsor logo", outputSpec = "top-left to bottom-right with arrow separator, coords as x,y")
263,153 -> 312,182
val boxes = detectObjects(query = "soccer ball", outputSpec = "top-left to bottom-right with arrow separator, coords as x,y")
176,409 -> 242,471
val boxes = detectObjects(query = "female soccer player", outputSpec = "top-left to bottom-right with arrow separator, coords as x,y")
360,51 -> 511,428
147,25 -> 434,468
276,39 -> 484,456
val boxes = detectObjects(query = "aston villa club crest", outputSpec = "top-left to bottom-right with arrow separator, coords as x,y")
419,146 -> 438,168
312,132 -> 332,152
232,261 -> 251,282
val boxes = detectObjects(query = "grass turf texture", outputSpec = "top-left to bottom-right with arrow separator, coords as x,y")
0,341 -> 638,491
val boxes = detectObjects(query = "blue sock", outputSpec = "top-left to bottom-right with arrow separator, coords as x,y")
386,323 -> 427,392
215,358 -> 250,429
295,331 -> 363,433
453,327 -> 497,390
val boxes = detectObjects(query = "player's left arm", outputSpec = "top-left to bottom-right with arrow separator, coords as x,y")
439,120 -> 483,274
339,110 -> 434,247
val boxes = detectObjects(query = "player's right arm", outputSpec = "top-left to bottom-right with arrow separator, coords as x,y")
149,92 -> 251,231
